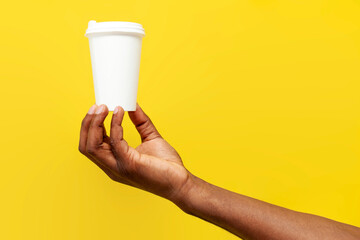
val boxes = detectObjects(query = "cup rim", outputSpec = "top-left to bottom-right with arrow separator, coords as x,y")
85,21 -> 145,37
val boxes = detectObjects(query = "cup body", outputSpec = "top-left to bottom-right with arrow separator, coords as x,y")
85,21 -> 145,111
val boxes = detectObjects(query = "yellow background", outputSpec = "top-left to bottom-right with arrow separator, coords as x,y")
1,0 -> 359,239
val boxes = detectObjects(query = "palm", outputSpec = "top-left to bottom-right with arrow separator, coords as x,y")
135,138 -> 183,165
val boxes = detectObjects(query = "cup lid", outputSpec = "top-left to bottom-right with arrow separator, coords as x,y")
85,21 -> 145,37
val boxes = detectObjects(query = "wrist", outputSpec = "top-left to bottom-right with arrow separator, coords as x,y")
171,172 -> 206,215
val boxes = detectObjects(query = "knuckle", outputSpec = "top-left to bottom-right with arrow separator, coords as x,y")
86,144 -> 98,155
110,133 -> 122,147
86,148 -> 94,155
92,116 -> 103,126
137,119 -> 150,131
109,138 -> 118,147
112,124 -> 124,133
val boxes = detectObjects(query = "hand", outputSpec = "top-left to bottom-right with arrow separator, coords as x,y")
79,103 -> 191,202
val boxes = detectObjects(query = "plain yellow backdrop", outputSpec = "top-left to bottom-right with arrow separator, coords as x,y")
0,0 -> 359,239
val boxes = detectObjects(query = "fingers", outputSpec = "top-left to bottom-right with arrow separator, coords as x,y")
86,105 -> 117,171
87,104 -> 109,150
110,106 -> 131,160
128,103 -> 161,142
79,104 -> 118,178
79,104 -> 97,155
86,105 -> 119,170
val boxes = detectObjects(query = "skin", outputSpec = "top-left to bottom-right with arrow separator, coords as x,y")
79,103 -> 360,240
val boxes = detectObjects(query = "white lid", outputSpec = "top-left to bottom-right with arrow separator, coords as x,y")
85,20 -> 145,37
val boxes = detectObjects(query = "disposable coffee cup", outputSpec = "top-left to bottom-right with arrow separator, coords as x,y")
85,20 -> 145,111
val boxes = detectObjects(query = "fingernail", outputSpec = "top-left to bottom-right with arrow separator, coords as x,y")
96,105 -> 105,114
113,106 -> 119,114
88,104 -> 97,114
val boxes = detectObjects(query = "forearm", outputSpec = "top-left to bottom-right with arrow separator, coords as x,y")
174,174 -> 360,240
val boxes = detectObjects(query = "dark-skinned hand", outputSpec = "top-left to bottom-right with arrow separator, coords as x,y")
79,103 -> 191,202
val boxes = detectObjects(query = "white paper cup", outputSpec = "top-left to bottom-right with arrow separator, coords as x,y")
85,20 -> 145,111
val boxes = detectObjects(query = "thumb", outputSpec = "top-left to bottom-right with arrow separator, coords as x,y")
128,103 -> 162,142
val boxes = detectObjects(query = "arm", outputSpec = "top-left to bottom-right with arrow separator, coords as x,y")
79,104 -> 360,240
175,174 -> 360,240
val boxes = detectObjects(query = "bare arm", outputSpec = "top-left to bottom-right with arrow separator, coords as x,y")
175,175 -> 360,240
79,104 -> 360,240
